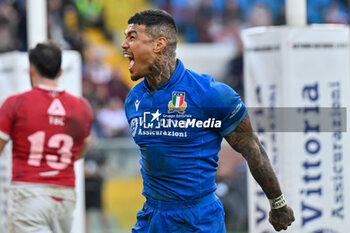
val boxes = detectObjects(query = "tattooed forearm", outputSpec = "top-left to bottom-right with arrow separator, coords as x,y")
224,114 -> 282,199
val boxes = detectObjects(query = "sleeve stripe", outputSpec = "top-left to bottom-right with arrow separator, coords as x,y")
0,131 -> 10,141
220,108 -> 248,136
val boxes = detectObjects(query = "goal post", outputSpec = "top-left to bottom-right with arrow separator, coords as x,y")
243,24 -> 350,233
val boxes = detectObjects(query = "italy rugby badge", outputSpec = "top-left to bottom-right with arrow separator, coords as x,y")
168,91 -> 187,114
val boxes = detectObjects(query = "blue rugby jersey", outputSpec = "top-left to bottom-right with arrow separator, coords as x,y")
125,59 -> 247,202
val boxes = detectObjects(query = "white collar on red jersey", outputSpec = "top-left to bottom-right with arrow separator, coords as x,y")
38,84 -> 64,92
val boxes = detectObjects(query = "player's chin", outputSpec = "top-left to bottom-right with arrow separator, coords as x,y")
130,74 -> 143,82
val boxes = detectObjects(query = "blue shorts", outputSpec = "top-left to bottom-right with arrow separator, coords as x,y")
132,193 -> 226,233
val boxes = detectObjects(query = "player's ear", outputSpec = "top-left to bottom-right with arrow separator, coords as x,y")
29,65 -> 38,87
29,65 -> 36,77
153,37 -> 167,53
57,69 -> 63,78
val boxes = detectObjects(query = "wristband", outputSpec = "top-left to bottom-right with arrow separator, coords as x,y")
269,194 -> 287,209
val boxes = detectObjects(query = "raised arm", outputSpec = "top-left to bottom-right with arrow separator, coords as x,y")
224,113 -> 294,231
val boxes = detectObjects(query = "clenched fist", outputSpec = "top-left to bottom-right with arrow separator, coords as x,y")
269,205 -> 295,231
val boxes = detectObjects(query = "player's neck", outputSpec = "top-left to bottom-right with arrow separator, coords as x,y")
33,76 -> 58,88
145,57 -> 177,93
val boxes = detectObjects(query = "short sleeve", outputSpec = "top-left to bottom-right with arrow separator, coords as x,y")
0,97 -> 16,140
81,97 -> 93,138
204,82 -> 247,136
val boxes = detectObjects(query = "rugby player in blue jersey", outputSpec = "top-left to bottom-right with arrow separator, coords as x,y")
121,9 -> 294,233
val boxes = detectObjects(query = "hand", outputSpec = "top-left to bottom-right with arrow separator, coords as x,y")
269,205 -> 295,231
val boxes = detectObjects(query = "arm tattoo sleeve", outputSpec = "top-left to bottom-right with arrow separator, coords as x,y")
224,114 -> 282,199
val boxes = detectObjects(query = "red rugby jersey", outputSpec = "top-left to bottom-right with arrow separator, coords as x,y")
0,85 -> 92,187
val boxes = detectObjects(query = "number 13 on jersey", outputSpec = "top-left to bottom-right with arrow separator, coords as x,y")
27,131 -> 74,170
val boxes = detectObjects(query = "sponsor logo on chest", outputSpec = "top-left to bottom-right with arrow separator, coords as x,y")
130,91 -> 221,138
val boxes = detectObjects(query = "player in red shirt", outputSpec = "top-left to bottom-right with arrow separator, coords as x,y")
0,41 -> 93,233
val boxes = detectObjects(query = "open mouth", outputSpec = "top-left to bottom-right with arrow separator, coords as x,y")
129,59 -> 135,70
123,53 -> 135,71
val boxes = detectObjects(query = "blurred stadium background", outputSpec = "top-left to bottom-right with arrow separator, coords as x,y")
0,0 -> 350,232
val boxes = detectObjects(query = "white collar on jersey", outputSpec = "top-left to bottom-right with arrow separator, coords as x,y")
37,84 -> 64,92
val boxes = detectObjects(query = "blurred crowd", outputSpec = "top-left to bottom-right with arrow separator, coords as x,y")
1,0 -> 350,139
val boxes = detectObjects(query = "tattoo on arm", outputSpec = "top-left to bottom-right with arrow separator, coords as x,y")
224,114 -> 282,199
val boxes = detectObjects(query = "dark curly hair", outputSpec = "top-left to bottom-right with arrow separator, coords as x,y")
128,9 -> 178,57
29,41 -> 62,79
